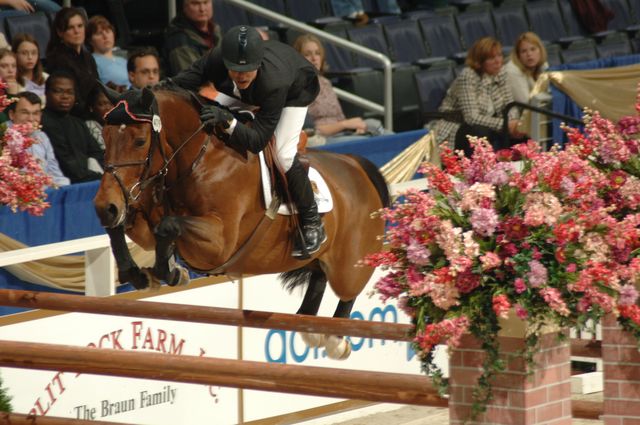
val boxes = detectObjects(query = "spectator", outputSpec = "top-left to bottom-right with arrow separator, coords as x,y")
127,47 -> 161,89
0,0 -> 60,13
7,91 -> 69,186
163,0 -> 222,77
330,0 -> 401,25
85,84 -> 113,150
46,7 -> 99,117
505,32 -> 548,105
0,33 -> 8,50
293,34 -> 387,144
87,15 -> 129,92
430,36 -> 525,157
12,33 -> 48,103
41,71 -> 104,183
0,48 -> 18,95
0,0 -> 60,18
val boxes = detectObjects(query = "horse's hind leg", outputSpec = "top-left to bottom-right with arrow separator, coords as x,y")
106,226 -> 150,290
149,216 -> 189,287
324,299 -> 355,360
297,270 -> 328,348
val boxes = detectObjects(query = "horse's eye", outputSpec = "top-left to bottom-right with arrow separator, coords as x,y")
134,138 -> 146,147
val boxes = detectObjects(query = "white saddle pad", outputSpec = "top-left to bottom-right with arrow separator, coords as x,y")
259,152 -> 333,215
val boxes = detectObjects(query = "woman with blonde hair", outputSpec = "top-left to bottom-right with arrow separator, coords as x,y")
12,33 -> 48,102
505,32 -> 548,104
430,36 -> 524,156
293,33 -> 386,144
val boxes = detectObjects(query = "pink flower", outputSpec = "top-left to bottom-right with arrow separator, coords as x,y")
514,278 -> 527,294
470,207 -> 499,237
539,287 -> 570,316
406,239 -> 431,266
492,294 -> 510,319
618,284 -> 639,306
514,304 -> 529,319
480,252 -> 501,270
526,260 -> 547,287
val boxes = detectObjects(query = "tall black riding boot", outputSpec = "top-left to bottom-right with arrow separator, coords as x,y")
286,157 -> 327,259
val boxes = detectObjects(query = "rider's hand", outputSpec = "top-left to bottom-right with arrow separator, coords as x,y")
200,105 -> 233,133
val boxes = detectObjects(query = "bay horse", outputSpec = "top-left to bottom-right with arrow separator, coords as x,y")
93,85 -> 389,359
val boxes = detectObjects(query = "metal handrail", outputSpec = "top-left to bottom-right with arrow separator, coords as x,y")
222,0 -> 394,130
502,100 -> 584,147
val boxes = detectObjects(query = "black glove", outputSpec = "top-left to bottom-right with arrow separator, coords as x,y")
200,105 -> 233,133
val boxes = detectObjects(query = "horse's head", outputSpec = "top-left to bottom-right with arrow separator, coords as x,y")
94,84 -> 168,228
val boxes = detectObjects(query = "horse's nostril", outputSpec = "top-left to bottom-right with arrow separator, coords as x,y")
108,203 -> 119,220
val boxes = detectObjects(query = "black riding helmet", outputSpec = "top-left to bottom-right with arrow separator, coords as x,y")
221,25 -> 265,72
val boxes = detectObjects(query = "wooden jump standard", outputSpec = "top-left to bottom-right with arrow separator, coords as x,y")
0,290 -> 601,357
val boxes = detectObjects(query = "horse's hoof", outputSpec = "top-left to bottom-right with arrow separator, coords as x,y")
324,336 -> 351,360
167,265 -> 190,287
300,332 -> 326,348
123,268 -> 149,290
141,268 -> 161,291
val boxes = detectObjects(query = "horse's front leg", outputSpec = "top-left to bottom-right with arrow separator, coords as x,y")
149,216 -> 189,287
105,225 -> 150,290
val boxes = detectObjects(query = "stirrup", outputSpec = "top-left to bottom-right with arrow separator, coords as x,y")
291,224 -> 327,259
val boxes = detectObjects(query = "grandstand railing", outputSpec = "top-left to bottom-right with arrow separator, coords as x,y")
222,0 -> 393,130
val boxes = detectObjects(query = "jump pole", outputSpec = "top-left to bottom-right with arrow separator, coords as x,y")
0,339 -> 444,407
0,290 -> 603,357
0,289 -> 413,341
0,411 -> 130,425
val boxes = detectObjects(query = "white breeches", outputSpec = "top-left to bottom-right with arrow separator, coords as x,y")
273,106 -> 307,171
214,92 -> 306,172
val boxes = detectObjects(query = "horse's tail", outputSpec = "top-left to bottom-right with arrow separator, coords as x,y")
349,155 -> 390,207
280,267 -> 313,292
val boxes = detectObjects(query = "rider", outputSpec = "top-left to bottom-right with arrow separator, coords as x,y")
170,25 -> 325,259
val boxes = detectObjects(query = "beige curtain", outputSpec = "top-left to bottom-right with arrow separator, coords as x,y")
380,131 -> 440,185
533,63 -> 640,121
0,233 -> 154,292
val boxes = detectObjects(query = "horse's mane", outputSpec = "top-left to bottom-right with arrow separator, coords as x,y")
151,81 -> 201,111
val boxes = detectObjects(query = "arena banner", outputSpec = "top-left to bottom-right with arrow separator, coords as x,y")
0,284 -> 240,424
0,271 -> 447,424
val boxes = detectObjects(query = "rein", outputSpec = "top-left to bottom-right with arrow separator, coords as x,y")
104,96 -> 211,217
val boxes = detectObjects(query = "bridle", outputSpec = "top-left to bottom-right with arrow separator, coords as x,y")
103,95 -> 208,223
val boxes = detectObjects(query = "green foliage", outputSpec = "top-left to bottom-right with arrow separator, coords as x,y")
0,373 -> 12,412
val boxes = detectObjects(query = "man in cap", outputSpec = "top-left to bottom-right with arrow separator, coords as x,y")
171,25 -> 324,259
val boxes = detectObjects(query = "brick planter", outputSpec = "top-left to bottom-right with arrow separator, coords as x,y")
602,314 -> 640,425
449,317 -> 572,424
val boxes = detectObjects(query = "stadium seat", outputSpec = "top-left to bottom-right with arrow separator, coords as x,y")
414,60 -> 457,124
249,0 -> 288,28
545,43 -> 563,66
322,24 -> 358,74
492,1 -> 530,47
558,0 -> 589,38
383,19 -> 429,64
213,0 -> 251,32
525,0 -> 570,43
5,12 -> 50,60
417,15 -> 465,60
560,38 -> 598,63
600,0 -> 638,31
455,5 -> 497,49
346,24 -> 392,68
284,0 -> 330,23
596,31 -> 633,57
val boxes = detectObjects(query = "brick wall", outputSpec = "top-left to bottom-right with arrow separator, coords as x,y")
449,331 -> 572,425
602,314 -> 640,425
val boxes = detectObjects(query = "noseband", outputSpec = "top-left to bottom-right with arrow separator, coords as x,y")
103,95 -> 207,223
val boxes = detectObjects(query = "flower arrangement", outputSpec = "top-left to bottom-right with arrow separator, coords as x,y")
365,137 -> 640,418
0,79 -> 51,215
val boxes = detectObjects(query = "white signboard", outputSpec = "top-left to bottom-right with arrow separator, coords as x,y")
0,270 -> 445,424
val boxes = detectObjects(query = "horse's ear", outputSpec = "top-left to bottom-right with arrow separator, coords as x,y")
96,80 -> 120,105
140,87 -> 155,110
